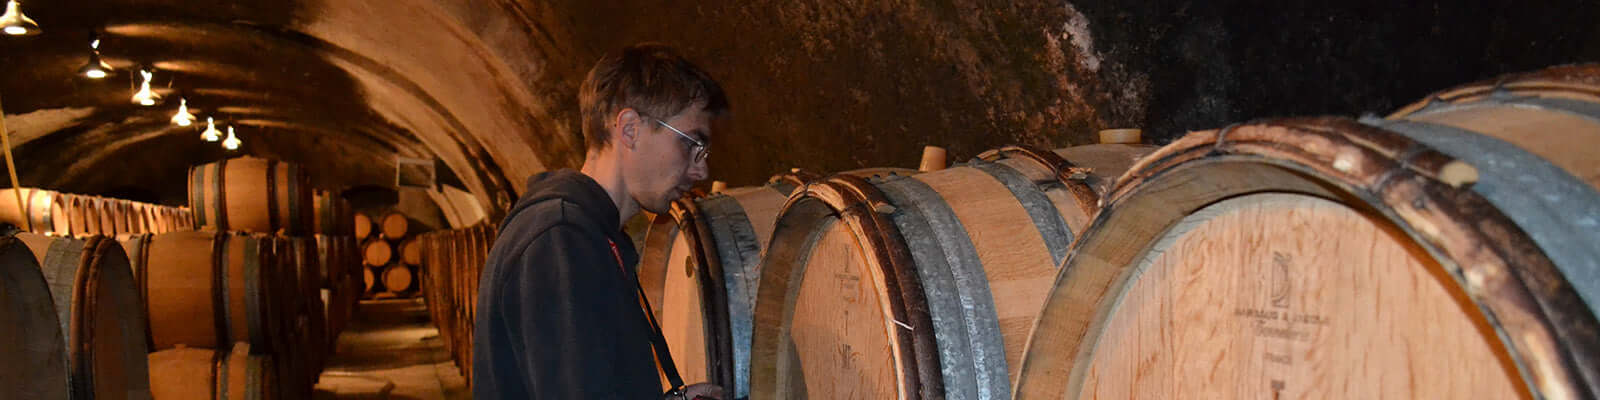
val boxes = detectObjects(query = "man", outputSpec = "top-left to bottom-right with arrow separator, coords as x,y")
474,43 -> 728,399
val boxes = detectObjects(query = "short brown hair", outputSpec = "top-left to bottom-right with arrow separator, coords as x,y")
579,43 -> 729,152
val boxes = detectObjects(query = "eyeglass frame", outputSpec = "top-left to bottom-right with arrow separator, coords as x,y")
638,112 -> 710,163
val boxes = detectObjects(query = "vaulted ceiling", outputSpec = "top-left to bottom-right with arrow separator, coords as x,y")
3,0 -> 1596,224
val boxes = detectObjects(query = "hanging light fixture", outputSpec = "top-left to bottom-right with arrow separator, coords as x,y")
78,35 -> 113,79
200,116 -> 221,142
221,125 -> 241,150
0,0 -> 40,36
171,98 -> 195,126
131,69 -> 161,106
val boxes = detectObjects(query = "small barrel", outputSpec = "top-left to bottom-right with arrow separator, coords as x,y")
399,238 -> 421,266
363,239 -> 392,267
382,264 -> 414,294
380,211 -> 409,239
363,266 -> 377,295
187,156 -> 314,235
16,233 -> 152,399
353,213 -> 374,241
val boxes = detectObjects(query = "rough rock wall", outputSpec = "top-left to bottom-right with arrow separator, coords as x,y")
510,0 -> 1600,187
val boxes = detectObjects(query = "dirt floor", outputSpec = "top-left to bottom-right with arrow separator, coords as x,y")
316,298 -> 469,400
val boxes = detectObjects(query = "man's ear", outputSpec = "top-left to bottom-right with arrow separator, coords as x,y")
615,108 -> 640,150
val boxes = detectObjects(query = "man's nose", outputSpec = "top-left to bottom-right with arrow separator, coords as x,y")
687,158 -> 709,182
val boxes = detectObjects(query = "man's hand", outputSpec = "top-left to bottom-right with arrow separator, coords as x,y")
682,383 -> 724,400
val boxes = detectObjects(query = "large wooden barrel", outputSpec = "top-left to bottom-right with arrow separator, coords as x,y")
16,233 -> 152,399
0,232 -> 69,398
187,157 -> 314,235
315,235 -> 352,345
363,239 -> 392,267
458,222 -> 495,383
1013,112 -> 1600,400
419,231 -> 456,366
312,189 -> 351,236
286,237 -> 326,373
642,172 -> 812,397
127,232 -> 288,353
0,188 -> 64,234
353,213 -> 373,241
745,144 -> 1150,398
148,343 -> 277,400
380,211 -> 409,239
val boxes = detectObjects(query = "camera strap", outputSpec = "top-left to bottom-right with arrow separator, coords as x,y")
609,239 -> 687,394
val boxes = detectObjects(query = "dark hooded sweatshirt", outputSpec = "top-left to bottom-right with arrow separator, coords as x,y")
473,169 -> 660,399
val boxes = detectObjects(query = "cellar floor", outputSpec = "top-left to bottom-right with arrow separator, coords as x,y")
315,298 -> 469,400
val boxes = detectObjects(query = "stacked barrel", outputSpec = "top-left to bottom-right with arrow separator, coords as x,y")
622,65 -> 1600,400
0,231 -> 154,399
1,188 -> 194,236
357,211 -> 430,299
112,155 -> 359,400
416,221 -> 497,383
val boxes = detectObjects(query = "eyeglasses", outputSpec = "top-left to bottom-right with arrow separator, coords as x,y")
642,114 -> 710,163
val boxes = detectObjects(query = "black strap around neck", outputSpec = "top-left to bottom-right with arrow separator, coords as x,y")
609,239 -> 687,395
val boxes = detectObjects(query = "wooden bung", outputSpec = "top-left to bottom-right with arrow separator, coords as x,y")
1098,128 -> 1142,144
918,145 -> 949,172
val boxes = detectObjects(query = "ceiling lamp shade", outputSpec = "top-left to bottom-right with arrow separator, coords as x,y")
79,37 -> 113,79
171,98 -> 195,126
0,0 -> 39,36
200,117 -> 221,141
79,52 -> 112,79
131,69 -> 161,106
221,126 -> 240,150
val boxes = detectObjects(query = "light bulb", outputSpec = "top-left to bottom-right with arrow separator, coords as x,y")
0,1 -> 40,36
79,35 -> 114,79
200,117 -> 221,142
131,69 -> 161,106
171,98 -> 196,126
222,126 -> 240,150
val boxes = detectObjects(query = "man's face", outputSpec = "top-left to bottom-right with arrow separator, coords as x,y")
623,105 -> 711,214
